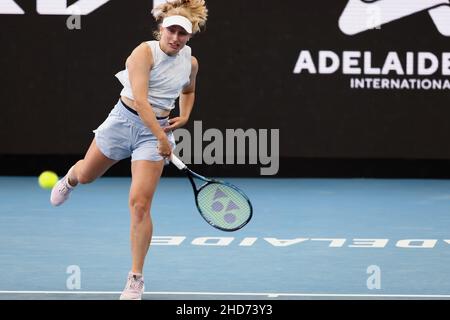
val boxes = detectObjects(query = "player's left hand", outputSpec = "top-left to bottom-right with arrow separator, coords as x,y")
163,116 -> 188,132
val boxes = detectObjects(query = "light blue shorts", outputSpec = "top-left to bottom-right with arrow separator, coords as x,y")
93,99 -> 175,162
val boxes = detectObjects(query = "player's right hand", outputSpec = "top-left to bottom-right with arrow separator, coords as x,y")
157,136 -> 172,158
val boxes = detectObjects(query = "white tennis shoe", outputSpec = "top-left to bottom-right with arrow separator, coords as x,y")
50,168 -> 75,206
120,272 -> 145,300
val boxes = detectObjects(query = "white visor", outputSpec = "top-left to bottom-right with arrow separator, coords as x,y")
162,15 -> 193,34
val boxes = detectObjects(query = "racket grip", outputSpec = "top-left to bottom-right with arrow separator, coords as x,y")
170,154 -> 187,170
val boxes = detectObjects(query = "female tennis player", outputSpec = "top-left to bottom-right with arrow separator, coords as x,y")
50,0 -> 207,300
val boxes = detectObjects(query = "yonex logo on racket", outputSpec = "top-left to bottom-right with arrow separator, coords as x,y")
170,155 -> 253,231
339,0 -> 450,36
211,188 -> 241,225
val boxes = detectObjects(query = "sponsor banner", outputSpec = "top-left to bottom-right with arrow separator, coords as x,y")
1,1 -> 449,168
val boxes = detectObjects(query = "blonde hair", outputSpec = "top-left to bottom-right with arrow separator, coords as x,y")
152,0 -> 208,39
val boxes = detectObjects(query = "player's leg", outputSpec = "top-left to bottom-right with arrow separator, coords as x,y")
129,159 -> 165,273
52,99 -> 135,207
50,139 -> 118,206
67,139 -> 118,186
120,159 -> 165,300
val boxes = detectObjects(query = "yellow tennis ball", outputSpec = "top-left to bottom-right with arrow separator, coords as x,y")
38,171 -> 59,189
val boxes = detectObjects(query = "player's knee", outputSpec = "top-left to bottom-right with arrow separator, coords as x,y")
129,199 -> 150,220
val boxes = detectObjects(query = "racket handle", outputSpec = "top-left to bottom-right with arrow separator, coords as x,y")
170,154 -> 187,170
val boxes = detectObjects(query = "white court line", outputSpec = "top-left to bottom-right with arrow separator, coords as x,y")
1,290 -> 450,298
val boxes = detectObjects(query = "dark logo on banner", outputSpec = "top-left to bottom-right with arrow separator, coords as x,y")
293,1 -> 450,90
339,0 -> 450,36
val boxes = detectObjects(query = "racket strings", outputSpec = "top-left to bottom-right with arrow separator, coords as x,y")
197,182 -> 251,230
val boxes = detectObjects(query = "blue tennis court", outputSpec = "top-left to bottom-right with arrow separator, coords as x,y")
1,176 -> 450,300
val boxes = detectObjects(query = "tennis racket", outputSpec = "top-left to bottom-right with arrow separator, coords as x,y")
170,154 -> 253,232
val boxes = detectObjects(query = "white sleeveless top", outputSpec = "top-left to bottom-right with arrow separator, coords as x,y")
115,41 -> 192,112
